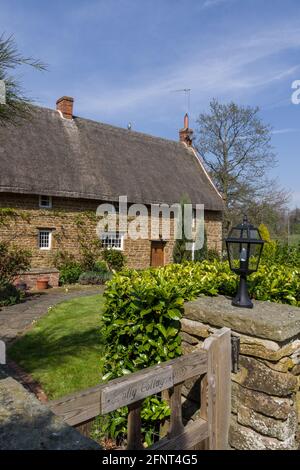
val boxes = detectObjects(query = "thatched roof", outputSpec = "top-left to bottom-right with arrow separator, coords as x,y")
0,106 -> 223,211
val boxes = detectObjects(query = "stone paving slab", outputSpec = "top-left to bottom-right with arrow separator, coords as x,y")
0,287 -> 104,343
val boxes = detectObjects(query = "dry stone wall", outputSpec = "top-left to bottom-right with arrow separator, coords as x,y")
181,296 -> 300,450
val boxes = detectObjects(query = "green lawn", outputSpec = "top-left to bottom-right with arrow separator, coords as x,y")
9,294 -> 105,400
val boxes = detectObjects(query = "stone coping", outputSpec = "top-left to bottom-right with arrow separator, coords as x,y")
184,295 -> 300,342
23,267 -> 59,274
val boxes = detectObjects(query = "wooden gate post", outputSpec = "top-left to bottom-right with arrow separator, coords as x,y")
201,327 -> 231,450
127,400 -> 144,450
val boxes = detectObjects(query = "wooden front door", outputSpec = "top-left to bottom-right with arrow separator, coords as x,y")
151,241 -> 165,267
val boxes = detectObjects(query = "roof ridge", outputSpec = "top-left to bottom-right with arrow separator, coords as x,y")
29,103 -> 185,147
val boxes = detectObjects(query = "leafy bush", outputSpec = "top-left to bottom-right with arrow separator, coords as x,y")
53,250 -> 82,285
94,261 -> 110,275
59,263 -> 83,285
258,223 -> 300,268
54,250 -> 117,285
193,230 -> 207,262
207,249 -> 220,261
0,242 -> 31,287
102,249 -> 126,271
258,223 -> 272,242
0,283 -> 24,307
99,259 -> 300,444
79,271 -> 112,285
261,241 -> 300,267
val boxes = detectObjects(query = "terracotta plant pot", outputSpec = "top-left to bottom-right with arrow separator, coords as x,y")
36,278 -> 49,290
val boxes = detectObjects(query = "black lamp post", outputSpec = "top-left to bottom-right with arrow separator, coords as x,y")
225,215 -> 264,309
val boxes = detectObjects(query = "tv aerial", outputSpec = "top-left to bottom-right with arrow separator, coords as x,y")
171,88 -> 191,114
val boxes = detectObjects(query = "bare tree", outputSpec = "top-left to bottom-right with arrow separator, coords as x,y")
0,34 -> 46,125
195,99 -> 289,234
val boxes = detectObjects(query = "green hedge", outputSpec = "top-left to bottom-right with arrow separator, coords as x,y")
0,283 -> 24,307
103,260 -> 300,379
99,260 -> 300,445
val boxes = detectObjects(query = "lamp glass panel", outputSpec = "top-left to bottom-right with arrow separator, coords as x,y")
228,242 -> 249,271
250,228 -> 261,240
227,242 -> 239,270
248,243 -> 263,271
230,228 -> 241,240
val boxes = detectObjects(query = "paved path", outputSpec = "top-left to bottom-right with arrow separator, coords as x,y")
0,287 -> 104,343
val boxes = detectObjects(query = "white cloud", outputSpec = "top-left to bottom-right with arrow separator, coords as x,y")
202,0 -> 232,9
271,128 -> 300,135
75,24 -> 300,120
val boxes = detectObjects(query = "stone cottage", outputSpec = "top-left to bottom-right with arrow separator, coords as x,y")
0,97 -> 223,287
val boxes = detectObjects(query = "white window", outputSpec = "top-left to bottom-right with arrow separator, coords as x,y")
101,232 -> 124,250
38,230 -> 52,250
39,195 -> 52,209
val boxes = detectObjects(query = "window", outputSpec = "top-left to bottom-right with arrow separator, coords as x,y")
38,230 -> 52,250
39,195 -> 52,208
101,232 -> 124,250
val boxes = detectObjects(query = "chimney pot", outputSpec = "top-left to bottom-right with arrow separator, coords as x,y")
184,112 -> 189,129
179,113 -> 193,146
56,96 -> 74,119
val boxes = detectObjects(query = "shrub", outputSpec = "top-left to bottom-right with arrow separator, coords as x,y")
193,230 -> 207,262
207,249 -> 220,261
78,271 -> 112,285
258,223 -> 271,242
59,263 -> 83,285
0,283 -> 24,307
257,224 -> 300,268
53,250 -> 83,285
259,223 -> 277,262
0,242 -> 31,287
261,241 -> 300,267
172,196 -> 193,264
94,260 -> 109,275
102,249 -> 126,271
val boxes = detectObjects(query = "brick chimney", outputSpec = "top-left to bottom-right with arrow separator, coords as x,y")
179,113 -> 193,146
56,96 -> 74,120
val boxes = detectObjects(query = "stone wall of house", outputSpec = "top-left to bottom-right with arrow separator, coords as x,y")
204,210 -> 223,253
0,192 -> 222,272
181,296 -> 300,450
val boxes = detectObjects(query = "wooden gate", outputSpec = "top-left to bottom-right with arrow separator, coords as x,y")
49,327 -> 231,450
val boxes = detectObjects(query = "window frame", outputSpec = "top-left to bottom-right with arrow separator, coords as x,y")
100,232 -> 124,251
38,229 -> 52,250
39,195 -> 52,209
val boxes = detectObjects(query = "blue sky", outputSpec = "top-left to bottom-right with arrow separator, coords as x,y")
1,0 -> 300,207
